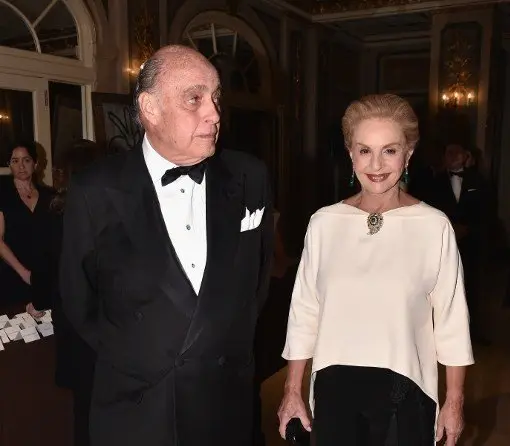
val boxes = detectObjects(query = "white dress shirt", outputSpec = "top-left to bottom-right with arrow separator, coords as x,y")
450,169 -> 463,202
142,135 -> 207,294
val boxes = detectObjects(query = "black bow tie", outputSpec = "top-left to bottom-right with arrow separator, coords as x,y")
161,161 -> 207,186
449,171 -> 464,178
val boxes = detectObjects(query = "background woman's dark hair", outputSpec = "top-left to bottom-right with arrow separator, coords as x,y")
50,139 -> 103,212
6,140 -> 38,164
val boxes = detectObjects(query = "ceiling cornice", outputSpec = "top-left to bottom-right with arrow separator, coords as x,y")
363,31 -> 430,47
262,0 -> 500,23
258,0 -> 312,20
313,0 -> 498,23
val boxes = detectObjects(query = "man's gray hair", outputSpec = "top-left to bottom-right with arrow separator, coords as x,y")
132,55 -> 166,129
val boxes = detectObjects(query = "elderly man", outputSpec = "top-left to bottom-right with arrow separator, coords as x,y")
60,45 -> 274,446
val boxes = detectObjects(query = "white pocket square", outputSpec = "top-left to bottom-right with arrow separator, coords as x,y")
468,188 -> 477,192
240,207 -> 265,232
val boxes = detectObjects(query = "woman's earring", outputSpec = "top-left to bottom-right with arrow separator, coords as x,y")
403,166 -> 409,184
349,169 -> 355,187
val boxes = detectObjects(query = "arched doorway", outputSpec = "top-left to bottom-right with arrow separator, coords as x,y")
172,10 -> 279,194
0,0 -> 95,184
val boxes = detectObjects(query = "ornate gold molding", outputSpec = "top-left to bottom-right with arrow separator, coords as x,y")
439,23 -> 481,108
133,0 -> 155,64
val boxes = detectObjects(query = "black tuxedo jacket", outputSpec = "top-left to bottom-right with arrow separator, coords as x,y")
60,146 -> 274,446
430,169 -> 485,251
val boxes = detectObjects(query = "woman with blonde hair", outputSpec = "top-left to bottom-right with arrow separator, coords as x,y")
278,94 -> 473,445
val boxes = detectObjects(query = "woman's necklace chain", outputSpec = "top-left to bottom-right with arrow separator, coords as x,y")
15,183 -> 35,200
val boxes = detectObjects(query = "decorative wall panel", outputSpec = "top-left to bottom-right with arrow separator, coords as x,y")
378,52 -> 430,93
317,40 -> 360,204
437,21 -> 482,145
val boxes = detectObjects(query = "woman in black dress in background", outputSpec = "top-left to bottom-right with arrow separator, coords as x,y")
0,141 -> 53,314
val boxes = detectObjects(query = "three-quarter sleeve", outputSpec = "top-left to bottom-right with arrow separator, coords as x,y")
282,220 -> 320,360
431,219 -> 474,366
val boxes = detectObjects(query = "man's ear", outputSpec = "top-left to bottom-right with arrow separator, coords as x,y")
138,92 -> 159,127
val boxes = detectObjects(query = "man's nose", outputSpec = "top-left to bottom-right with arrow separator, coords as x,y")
204,99 -> 220,124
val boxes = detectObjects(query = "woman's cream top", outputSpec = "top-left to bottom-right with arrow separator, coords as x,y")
282,202 -> 474,412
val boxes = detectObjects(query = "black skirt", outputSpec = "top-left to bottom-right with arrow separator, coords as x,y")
0,264 -> 33,309
313,365 -> 436,446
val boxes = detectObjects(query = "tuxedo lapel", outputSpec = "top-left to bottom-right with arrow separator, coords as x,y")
105,147 -> 197,318
180,154 -> 244,354
458,171 -> 475,204
440,172 -> 458,207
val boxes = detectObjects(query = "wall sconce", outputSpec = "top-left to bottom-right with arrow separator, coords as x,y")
125,66 -> 140,77
441,85 -> 476,108
126,59 -> 149,77
0,113 -> 10,121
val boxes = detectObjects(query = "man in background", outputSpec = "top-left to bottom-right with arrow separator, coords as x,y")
431,142 -> 488,344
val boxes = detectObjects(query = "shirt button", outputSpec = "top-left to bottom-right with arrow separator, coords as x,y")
186,224 -> 191,230
191,263 -> 195,268
180,188 -> 185,193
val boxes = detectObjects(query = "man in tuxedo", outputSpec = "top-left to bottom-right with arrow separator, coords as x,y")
60,45 -> 274,446
430,143 -> 487,342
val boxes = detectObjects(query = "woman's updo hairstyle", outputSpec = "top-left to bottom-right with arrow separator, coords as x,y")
342,94 -> 419,151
